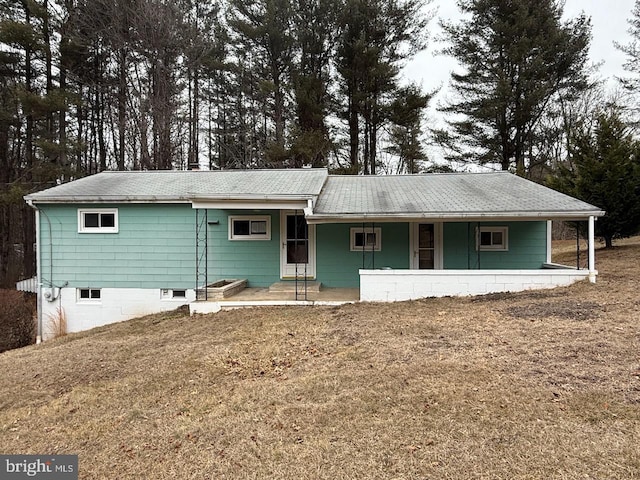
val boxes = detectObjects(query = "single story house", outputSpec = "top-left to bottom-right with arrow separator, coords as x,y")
24,169 -> 604,340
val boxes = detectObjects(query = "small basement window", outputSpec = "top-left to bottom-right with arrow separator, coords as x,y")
78,208 -> 118,233
229,216 -> 271,240
350,227 -> 382,251
78,288 -> 101,302
161,289 -> 187,300
477,226 -> 508,251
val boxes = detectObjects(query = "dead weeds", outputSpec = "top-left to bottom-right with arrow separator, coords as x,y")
0,238 -> 639,479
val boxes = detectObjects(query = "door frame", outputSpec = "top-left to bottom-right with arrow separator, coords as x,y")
280,210 -> 316,279
410,222 -> 443,269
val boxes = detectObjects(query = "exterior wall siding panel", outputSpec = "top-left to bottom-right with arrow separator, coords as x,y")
316,223 -> 410,288
443,221 -> 547,269
39,203 -> 196,289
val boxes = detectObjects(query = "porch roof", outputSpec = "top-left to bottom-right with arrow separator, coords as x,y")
308,172 -> 605,223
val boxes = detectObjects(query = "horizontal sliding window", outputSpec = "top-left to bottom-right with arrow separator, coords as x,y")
77,288 -> 101,303
477,226 -> 508,251
161,289 -> 187,300
229,216 -> 271,240
350,227 -> 382,251
78,209 -> 118,233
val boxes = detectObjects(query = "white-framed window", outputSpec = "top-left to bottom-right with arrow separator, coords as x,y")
77,288 -> 101,302
350,227 -> 382,251
78,208 -> 118,233
161,289 -> 187,300
477,226 -> 508,251
229,215 -> 271,240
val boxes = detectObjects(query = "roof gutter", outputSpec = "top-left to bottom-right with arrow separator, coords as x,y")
305,210 -> 606,224
190,194 -> 317,210
25,194 -> 319,205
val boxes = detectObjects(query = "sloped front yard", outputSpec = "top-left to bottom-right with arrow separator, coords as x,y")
0,238 -> 639,479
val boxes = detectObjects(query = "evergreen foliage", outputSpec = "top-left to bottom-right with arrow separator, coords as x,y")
0,0 -> 435,285
438,0 -> 591,175
549,111 -> 640,247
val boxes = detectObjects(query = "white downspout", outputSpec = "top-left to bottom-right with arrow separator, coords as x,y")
588,215 -> 596,283
26,200 -> 42,343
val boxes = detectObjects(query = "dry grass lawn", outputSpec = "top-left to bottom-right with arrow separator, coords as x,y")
1,238 -> 639,479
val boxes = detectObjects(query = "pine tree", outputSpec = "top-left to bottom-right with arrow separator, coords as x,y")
549,111 -> 640,247
438,0 -> 591,175
387,84 -> 432,173
335,0 -> 430,174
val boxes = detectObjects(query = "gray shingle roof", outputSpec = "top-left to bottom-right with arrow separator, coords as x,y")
25,169 -> 604,220
310,172 -> 603,220
25,169 -> 329,202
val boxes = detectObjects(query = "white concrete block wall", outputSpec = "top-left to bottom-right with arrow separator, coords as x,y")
40,288 -> 196,339
359,269 -> 591,302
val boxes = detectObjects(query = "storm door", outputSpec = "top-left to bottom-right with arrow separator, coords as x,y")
412,223 -> 442,269
280,211 -> 316,278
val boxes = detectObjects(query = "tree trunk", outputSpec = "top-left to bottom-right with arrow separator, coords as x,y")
43,0 -> 54,164
605,235 -> 613,248
348,84 -> 359,173
22,0 -> 35,278
118,48 -> 127,171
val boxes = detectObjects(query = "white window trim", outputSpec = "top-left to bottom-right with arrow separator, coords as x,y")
350,227 -> 382,252
77,288 -> 101,303
228,215 -> 271,240
161,289 -> 187,300
78,208 -> 119,233
476,226 -> 509,251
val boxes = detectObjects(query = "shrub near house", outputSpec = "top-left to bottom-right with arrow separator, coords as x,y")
0,290 -> 35,352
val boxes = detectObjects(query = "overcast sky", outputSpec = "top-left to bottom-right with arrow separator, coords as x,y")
402,0 -> 637,162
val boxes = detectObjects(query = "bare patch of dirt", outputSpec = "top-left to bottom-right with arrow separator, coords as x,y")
503,300 -> 604,320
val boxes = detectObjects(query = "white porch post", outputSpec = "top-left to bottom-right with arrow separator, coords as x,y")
588,215 -> 596,283
546,220 -> 553,264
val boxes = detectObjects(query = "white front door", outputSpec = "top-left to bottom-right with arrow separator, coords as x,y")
411,223 -> 443,269
280,211 -> 316,278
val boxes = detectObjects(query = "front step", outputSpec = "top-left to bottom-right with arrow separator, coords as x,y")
269,281 -> 322,293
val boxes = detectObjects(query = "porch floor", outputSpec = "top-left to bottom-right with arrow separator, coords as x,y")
190,286 -> 360,315
203,286 -> 360,303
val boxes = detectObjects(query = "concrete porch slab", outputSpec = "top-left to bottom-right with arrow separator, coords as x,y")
189,287 -> 360,315
269,281 -> 322,293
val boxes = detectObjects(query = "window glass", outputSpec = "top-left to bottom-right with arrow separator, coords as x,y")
101,213 -> 115,228
233,220 -> 250,236
84,213 -> 99,228
251,220 -> 267,235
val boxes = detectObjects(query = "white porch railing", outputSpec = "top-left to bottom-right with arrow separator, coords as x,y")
359,267 -> 593,302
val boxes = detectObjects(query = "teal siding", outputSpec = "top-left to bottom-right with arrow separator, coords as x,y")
205,210 -> 280,288
39,203 -> 548,292
316,223 -> 410,287
40,203 -> 196,289
40,205 -> 282,289
443,221 -> 547,269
